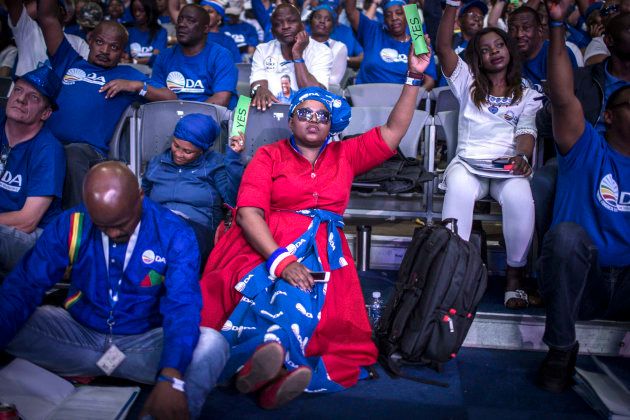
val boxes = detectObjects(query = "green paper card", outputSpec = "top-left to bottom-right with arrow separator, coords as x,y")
403,4 -> 430,55
230,95 -> 252,138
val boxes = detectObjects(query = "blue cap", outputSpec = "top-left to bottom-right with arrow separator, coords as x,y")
459,0 -> 488,16
289,87 -> 351,134
312,4 -> 338,23
173,114 -> 220,152
200,0 -> 226,19
16,66 -> 62,111
383,0 -> 406,9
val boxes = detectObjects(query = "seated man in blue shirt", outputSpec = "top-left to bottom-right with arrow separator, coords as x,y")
0,66 -> 66,279
38,0 -> 175,209
221,3 -> 260,61
152,4 -> 238,109
508,6 -> 578,91
0,161 -> 229,419
536,0 -> 630,394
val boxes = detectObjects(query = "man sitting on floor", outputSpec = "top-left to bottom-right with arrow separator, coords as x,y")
38,0 -> 175,208
0,161 -> 229,419
0,67 -> 65,279
536,0 -> 630,393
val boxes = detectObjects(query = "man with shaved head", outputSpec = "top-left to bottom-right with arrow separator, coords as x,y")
38,0 -> 175,209
0,161 -> 229,419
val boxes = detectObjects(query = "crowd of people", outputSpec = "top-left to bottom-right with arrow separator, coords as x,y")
0,0 -> 628,417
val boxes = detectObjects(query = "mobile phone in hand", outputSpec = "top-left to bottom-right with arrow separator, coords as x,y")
311,271 -> 330,282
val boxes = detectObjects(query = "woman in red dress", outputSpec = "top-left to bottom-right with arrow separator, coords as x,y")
199,46 -> 432,409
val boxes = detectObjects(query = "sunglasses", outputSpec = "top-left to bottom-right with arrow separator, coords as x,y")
293,107 -> 331,124
600,3 -> 619,17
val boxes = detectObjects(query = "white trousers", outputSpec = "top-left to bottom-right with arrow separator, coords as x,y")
441,163 -> 535,267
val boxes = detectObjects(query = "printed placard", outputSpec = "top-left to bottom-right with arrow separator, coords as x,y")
231,95 -> 252,138
404,4 -> 430,55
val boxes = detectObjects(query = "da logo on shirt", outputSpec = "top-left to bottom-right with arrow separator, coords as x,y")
141,249 -> 166,264
0,170 -> 22,192
63,68 -> 107,86
264,56 -> 278,71
130,42 -> 153,58
598,174 -> 630,212
166,71 -> 205,93
379,48 -> 407,64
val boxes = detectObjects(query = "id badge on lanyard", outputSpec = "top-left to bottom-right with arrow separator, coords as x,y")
96,223 -> 140,375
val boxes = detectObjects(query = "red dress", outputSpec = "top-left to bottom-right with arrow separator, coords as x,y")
200,127 -> 395,388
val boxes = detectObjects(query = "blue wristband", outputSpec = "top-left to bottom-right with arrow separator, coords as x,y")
266,247 -> 288,271
293,58 -> 305,64
549,20 -> 564,28
157,375 -> 186,392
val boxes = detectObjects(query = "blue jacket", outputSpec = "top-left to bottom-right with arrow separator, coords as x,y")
142,148 -> 243,233
0,198 -> 201,375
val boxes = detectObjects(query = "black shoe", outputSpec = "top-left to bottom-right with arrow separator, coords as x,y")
536,342 -> 579,393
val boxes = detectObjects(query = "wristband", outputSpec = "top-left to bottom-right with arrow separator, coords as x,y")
406,76 -> 423,86
157,375 -> 186,392
293,58 -> 305,63
266,247 -> 288,272
445,0 -> 461,7
518,154 -> 529,165
407,70 -> 424,79
549,20 -> 564,28
274,255 -> 298,278
139,81 -> 148,97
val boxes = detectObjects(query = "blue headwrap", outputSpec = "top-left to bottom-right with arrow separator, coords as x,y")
173,113 -> 219,152
312,4 -> 338,22
289,87 -> 351,135
200,0 -> 226,19
383,0 -> 406,9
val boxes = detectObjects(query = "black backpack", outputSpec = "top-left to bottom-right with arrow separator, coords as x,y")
375,219 -> 488,387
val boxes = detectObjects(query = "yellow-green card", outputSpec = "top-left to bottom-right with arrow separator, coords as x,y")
230,95 -> 252,138
403,4 -> 429,55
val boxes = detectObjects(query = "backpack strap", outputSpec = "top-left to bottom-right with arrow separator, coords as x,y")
63,212 -> 85,280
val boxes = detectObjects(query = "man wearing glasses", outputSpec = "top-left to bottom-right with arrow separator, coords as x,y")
0,66 -> 65,279
453,1 -> 487,58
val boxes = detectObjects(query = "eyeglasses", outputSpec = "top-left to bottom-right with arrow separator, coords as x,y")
600,3 -> 619,17
293,107 -> 331,124
0,144 -> 10,180
461,12 -> 483,22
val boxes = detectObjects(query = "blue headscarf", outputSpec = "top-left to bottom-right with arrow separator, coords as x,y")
383,0 -> 406,9
311,4 -> 338,22
289,87 -> 351,135
173,113 -> 220,152
200,0 -> 226,19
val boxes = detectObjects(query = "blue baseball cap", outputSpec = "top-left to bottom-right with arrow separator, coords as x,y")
459,0 -> 488,17
15,66 -> 62,111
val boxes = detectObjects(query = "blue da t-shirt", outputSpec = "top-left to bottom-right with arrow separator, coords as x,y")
152,42 -> 238,109
355,13 -> 436,84
522,40 -> 577,91
222,22 -> 260,50
47,38 -> 151,154
0,124 -> 65,228
553,123 -> 630,267
127,26 -> 168,66
207,32 -> 242,63
331,24 -> 363,57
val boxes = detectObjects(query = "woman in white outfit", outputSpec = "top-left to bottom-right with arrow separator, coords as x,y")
436,0 -> 542,309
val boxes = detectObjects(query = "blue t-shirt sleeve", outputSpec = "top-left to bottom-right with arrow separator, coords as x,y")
150,49 -> 168,88
49,37 -> 80,79
245,25 -> 259,47
26,137 -> 66,199
149,29 -> 169,66
557,122 -> 603,172
251,0 -> 271,32
356,13 -> 379,47
209,46 -> 238,94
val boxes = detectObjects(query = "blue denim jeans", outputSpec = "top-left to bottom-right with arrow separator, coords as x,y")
6,306 -> 229,419
0,224 -> 42,279
538,222 -> 630,350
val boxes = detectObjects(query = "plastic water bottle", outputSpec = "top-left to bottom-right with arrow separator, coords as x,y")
369,291 -> 384,328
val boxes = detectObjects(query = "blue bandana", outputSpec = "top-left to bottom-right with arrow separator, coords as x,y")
312,4 -> 338,23
289,87 -> 351,134
16,66 -> 62,111
173,113 -> 219,151
200,0 -> 226,19
383,0 -> 406,10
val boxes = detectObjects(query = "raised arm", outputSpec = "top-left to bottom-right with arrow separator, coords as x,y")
6,0 -> 24,26
167,0 -> 180,25
345,0 -> 361,32
380,45 -> 432,150
36,0 -> 65,56
436,2 -> 459,77
546,0 -> 584,154
487,0 -> 506,28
